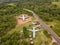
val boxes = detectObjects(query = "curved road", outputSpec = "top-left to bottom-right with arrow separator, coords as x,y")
23,9 -> 60,45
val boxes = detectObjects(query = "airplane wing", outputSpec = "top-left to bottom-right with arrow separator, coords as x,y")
35,30 -> 39,32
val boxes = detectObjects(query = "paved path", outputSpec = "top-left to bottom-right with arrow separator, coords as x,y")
23,9 -> 60,45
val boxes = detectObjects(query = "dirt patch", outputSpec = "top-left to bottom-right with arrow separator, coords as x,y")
16,14 -> 32,26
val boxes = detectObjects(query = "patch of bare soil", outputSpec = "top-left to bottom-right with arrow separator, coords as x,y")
16,14 -> 32,26
50,37 -> 57,45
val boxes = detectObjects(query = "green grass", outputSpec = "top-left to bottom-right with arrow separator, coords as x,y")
53,20 -> 60,37
52,2 -> 60,7
33,31 -> 50,45
18,18 -> 51,45
45,20 -> 60,37
0,20 -> 51,45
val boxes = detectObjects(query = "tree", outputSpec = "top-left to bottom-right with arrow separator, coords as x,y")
21,40 -> 30,45
52,42 -> 58,45
23,27 -> 29,38
43,30 -> 51,38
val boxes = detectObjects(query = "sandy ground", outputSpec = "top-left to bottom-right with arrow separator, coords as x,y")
16,15 -> 32,26
50,37 -> 57,45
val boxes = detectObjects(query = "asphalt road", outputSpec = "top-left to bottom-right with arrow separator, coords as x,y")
23,9 -> 60,45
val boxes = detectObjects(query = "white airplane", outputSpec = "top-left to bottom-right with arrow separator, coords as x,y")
29,26 -> 38,38
19,15 -> 28,21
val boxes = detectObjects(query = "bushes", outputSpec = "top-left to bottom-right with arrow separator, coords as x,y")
43,30 -> 51,38
21,40 -> 30,45
0,16 -> 16,37
0,5 -> 17,37
0,32 -> 20,45
52,42 -> 58,45
23,27 -> 29,38
0,1 -> 60,45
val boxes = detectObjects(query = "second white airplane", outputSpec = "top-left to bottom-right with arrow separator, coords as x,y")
29,26 -> 38,38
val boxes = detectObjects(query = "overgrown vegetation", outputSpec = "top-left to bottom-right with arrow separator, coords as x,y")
43,30 -> 51,38
0,32 -> 20,45
0,0 -> 60,45
23,27 -> 29,38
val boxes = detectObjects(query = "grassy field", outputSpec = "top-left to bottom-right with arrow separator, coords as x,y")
53,20 -> 60,37
52,2 -> 60,7
5,16 -> 51,45
18,17 -> 52,45
0,2 -> 60,45
1,12 -> 59,45
45,20 -> 60,37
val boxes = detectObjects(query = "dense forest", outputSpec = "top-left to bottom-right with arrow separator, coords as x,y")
0,0 -> 60,45
0,0 -> 60,4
